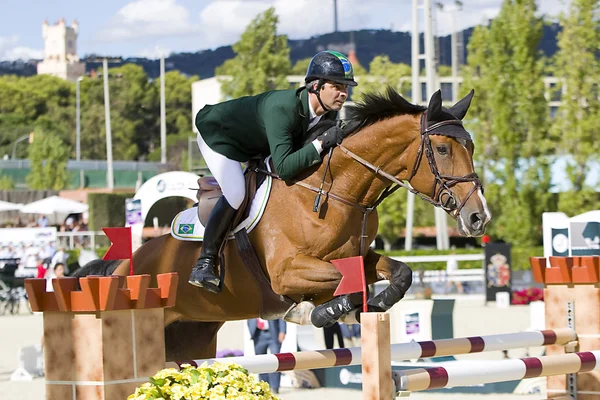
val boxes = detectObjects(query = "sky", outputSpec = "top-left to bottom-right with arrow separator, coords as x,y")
0,0 -> 567,61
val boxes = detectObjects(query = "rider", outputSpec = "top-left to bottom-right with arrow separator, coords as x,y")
189,50 -> 358,292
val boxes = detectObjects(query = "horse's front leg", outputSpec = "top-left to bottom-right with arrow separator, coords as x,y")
364,249 -> 413,311
337,249 -> 413,325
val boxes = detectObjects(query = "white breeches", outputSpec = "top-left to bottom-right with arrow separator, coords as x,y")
197,133 -> 245,210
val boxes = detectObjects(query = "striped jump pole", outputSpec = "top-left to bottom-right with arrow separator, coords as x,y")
395,350 -> 600,392
166,327 -> 576,374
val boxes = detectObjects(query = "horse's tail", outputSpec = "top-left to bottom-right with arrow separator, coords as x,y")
71,259 -> 121,278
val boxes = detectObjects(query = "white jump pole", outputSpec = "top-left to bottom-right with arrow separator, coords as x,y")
167,328 -> 575,374
396,350 -> 600,392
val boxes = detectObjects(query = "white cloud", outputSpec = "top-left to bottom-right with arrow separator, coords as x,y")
95,0 -> 571,53
97,0 -> 199,41
0,35 -> 43,61
195,0 -> 406,49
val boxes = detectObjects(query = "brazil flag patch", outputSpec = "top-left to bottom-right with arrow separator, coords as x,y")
178,224 -> 195,235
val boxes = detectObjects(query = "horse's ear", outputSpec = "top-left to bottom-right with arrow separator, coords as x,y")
427,89 -> 443,121
448,89 -> 474,120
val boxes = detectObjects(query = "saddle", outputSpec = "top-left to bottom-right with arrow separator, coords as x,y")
195,159 -> 294,319
195,159 -> 266,228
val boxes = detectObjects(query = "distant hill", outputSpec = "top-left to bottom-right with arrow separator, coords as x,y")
0,23 -> 561,79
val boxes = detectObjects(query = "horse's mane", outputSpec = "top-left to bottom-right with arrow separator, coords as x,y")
345,86 -> 426,134
303,87 -> 427,145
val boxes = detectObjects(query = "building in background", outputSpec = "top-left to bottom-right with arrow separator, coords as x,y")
37,19 -> 85,81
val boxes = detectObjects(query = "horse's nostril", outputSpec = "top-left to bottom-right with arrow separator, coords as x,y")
470,212 -> 483,230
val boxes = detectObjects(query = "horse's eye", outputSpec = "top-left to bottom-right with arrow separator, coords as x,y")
436,145 -> 449,155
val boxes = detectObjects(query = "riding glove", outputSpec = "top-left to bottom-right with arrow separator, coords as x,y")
317,125 -> 344,150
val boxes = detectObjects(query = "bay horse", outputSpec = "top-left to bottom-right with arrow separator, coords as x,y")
75,88 -> 491,361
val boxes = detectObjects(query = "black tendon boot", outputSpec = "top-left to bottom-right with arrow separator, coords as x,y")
311,294 -> 356,328
189,196 -> 237,293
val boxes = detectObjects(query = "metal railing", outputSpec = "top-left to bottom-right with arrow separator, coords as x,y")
56,231 -> 107,250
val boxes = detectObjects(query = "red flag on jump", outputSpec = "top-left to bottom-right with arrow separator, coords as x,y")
331,255 -> 368,312
102,227 -> 134,275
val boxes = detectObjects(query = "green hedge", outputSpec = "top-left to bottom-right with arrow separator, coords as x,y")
88,192 -> 134,232
382,246 -> 544,271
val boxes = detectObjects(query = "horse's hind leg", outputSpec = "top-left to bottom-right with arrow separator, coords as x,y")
164,320 -> 224,361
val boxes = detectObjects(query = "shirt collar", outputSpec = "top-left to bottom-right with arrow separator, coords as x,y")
308,95 -> 318,120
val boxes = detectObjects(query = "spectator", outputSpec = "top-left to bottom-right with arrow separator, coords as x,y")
65,217 -> 75,231
247,318 -> 286,394
45,262 -> 65,291
51,247 -> 69,273
36,258 -> 47,279
340,323 -> 361,347
37,214 -> 49,227
323,322 -> 345,349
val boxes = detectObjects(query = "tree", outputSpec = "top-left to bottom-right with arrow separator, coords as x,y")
147,70 -> 198,166
0,172 -> 15,189
353,55 -> 411,99
460,0 -> 552,246
216,7 -> 291,98
291,57 -> 312,76
552,0 -> 600,192
26,129 -> 71,190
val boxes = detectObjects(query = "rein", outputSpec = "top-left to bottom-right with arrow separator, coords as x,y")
255,111 -> 482,256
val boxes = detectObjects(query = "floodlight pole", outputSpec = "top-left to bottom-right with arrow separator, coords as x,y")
160,55 -> 167,164
102,58 -> 114,190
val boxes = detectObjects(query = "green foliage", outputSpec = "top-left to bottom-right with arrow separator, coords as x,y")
291,57 -> 312,76
0,65 -> 195,172
88,192 -> 134,231
437,65 -> 452,76
557,189 -> 600,217
460,0 -> 553,246
216,8 -> 291,98
353,55 -> 411,99
26,130 -> 71,190
0,172 -> 15,189
377,189 -> 436,250
551,0 -> 600,191
0,74 -> 73,159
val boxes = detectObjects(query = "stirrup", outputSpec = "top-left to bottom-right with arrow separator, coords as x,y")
189,259 -> 221,293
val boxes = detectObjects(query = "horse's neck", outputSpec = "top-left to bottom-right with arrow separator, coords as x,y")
327,114 -> 420,206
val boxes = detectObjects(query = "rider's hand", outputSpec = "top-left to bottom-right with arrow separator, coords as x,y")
317,125 -> 344,150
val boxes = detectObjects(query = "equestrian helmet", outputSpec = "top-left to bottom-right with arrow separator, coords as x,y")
305,50 -> 358,87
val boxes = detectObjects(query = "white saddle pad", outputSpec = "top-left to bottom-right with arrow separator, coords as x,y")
171,173 -> 272,242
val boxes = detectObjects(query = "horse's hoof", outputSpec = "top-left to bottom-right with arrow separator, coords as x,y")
283,301 -> 315,325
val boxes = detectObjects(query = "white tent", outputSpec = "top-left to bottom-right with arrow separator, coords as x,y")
20,196 -> 89,225
20,196 -> 88,215
0,200 -> 23,212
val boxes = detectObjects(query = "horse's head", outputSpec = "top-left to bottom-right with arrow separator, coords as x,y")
406,89 -> 491,237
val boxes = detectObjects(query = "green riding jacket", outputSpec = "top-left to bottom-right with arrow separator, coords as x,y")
195,87 -> 337,180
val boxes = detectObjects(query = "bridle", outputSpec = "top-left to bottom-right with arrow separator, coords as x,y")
256,111 -> 483,256
406,112 -> 483,215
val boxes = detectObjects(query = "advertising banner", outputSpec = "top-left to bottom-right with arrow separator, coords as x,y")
0,227 -> 57,245
570,222 -> 600,256
485,243 -> 512,302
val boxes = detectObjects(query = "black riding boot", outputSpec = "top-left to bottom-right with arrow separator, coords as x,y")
189,196 -> 237,293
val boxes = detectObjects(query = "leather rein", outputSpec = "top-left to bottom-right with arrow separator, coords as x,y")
255,111 -> 483,256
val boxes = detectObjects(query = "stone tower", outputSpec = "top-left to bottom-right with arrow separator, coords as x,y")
37,18 -> 85,81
